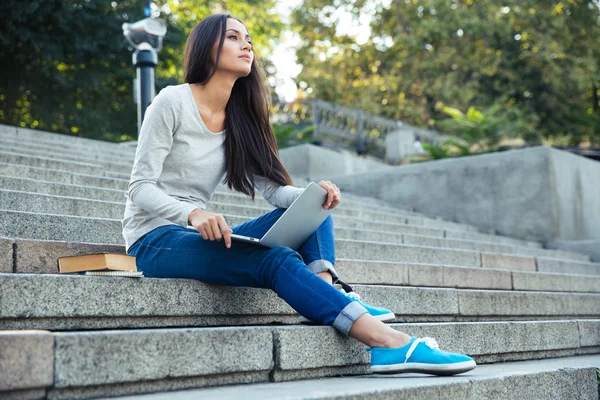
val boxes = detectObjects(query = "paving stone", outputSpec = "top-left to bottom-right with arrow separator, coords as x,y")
336,241 -> 481,267
512,271 -> 600,292
537,257 -> 600,276
53,327 -> 273,387
0,330 -> 54,391
481,253 -> 536,271
14,239 -> 125,274
0,151 -> 104,176
0,238 -> 13,273
334,259 -> 409,285
458,290 -> 600,317
577,320 -> 600,347
408,264 -> 512,290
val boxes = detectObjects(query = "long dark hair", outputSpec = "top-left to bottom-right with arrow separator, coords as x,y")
183,13 -> 293,200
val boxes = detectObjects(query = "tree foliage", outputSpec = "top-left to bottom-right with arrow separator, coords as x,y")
290,0 -> 600,145
0,0 -> 283,141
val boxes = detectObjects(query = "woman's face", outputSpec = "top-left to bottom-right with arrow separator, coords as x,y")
210,18 -> 254,78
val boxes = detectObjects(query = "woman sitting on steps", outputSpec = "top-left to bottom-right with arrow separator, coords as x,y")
122,13 -> 476,376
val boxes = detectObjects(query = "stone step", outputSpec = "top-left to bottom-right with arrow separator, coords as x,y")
0,163 -> 567,251
4,237 -> 600,292
0,188 -> 589,262
536,257 -> 600,276
2,273 -> 600,330
0,167 -> 553,250
0,162 -> 413,216
1,322 -> 598,399
0,162 -> 128,190
3,159 -> 550,246
0,150 -> 106,177
0,138 -> 135,171
112,355 -> 600,400
2,210 -> 598,276
0,174 -> 424,227
0,188 -> 484,238
0,124 -> 136,157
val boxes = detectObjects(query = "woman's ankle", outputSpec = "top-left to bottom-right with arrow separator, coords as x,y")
316,271 -> 333,284
378,331 -> 412,348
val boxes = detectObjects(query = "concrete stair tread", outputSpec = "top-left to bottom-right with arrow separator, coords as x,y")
1,212 -> 597,275
0,163 -> 554,252
0,172 -> 549,251
0,124 -> 136,156
0,186 -> 590,262
3,236 -> 600,291
113,355 -> 600,400
1,323 -> 598,399
0,139 -> 134,169
2,273 -> 600,331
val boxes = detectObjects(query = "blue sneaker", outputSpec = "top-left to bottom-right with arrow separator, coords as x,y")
369,336 -> 476,376
341,289 -> 395,321
298,288 -> 395,323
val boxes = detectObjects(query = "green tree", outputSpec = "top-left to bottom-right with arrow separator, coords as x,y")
0,0 -> 284,142
290,0 -> 600,145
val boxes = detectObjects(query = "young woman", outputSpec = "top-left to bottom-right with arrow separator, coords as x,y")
122,13 -> 475,376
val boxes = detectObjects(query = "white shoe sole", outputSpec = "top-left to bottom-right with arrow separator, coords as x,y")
370,360 -> 476,376
298,311 -> 395,324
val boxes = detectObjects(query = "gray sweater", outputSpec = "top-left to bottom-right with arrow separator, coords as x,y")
122,83 -> 304,252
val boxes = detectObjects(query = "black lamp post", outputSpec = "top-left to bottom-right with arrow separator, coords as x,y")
122,15 -> 166,136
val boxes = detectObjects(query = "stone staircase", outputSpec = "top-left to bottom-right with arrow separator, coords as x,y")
0,124 -> 598,400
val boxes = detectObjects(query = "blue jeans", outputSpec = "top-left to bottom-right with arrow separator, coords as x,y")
127,208 -> 368,335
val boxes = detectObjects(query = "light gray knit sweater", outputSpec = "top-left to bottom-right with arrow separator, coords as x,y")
122,83 -> 304,252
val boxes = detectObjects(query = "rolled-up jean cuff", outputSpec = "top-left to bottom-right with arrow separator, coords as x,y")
332,301 -> 369,336
306,260 -> 339,283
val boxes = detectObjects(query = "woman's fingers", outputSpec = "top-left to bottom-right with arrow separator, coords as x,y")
198,226 -> 209,241
209,219 -> 221,241
319,180 -> 341,210
218,216 -> 232,248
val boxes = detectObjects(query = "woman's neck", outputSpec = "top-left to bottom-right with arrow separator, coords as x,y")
193,73 -> 237,114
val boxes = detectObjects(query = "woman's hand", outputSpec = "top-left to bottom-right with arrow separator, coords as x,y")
188,209 -> 233,248
317,180 -> 341,210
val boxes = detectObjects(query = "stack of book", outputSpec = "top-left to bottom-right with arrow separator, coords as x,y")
57,253 -> 143,278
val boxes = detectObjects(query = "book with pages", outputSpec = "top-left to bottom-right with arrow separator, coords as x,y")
57,253 -> 141,277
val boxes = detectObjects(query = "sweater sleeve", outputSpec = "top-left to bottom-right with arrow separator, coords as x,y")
127,87 -> 199,226
253,174 -> 305,209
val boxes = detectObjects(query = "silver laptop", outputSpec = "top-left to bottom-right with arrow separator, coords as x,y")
230,182 -> 332,250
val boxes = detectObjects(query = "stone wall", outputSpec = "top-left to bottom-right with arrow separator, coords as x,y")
330,146 -> 600,244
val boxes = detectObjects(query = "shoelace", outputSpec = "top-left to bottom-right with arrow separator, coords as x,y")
404,337 -> 439,363
339,288 -> 361,301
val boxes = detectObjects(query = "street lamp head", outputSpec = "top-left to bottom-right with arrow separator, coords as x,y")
122,17 -> 167,51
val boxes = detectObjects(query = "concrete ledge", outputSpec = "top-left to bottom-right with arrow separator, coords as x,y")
0,330 -> 54,391
550,239 -> 600,262
279,143 -> 391,181
332,146 -> 600,244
